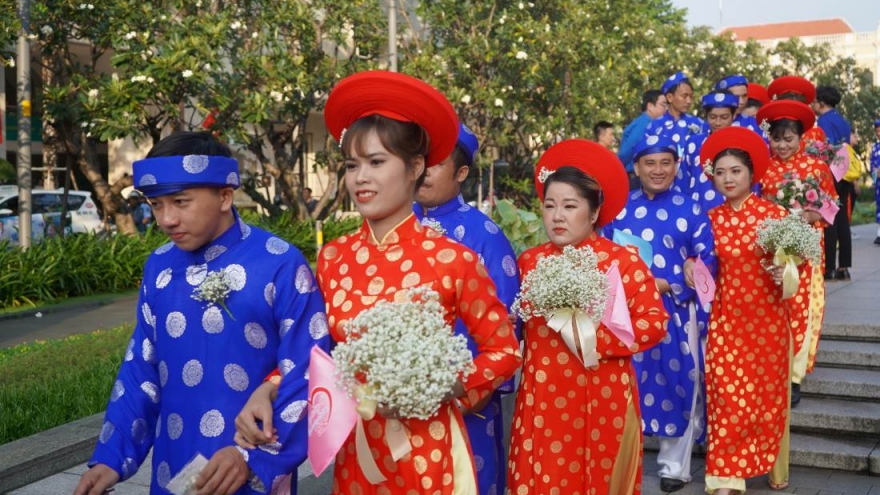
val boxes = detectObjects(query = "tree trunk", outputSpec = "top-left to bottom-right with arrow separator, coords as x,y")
76,138 -> 137,235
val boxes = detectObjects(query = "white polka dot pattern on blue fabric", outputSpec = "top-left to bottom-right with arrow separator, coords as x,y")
168,413 -> 183,440
644,393 -> 655,406
99,421 -> 115,443
182,359 -> 203,387
111,380 -> 125,402
186,264 -> 208,286
240,221 -> 252,239
125,339 -> 135,361
656,208 -> 668,221
672,195 -> 685,206
204,245 -> 227,262
166,311 -> 186,338
309,313 -> 329,339
665,423 -> 678,435
139,174 -> 157,187
279,319 -> 294,339
502,255 -> 517,277
226,172 -> 240,186
202,306 -> 224,334
295,264 -> 315,294
142,338 -> 156,363
141,381 -> 160,403
122,458 -> 138,479
642,228 -> 655,241
281,400 -> 308,423
258,441 -> 282,456
634,206 -> 647,219
484,221 -> 499,234
264,283 -> 276,307
266,237 -> 289,255
245,322 -> 268,349
454,225 -> 465,240
676,218 -> 688,232
663,234 -> 675,249
200,410 -> 225,437
156,461 -> 171,488
183,155 -> 210,174
224,264 -> 247,290
279,359 -> 295,377
474,455 -> 485,471
224,363 -> 250,391
156,268 -> 172,289
132,418 -> 149,444
158,361 -> 168,387
141,303 -> 155,329
653,254 -> 665,269
154,242 -> 174,255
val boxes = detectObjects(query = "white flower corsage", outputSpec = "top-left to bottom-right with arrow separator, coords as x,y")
688,123 -> 702,134
420,217 -> 446,235
192,270 -> 235,319
537,166 -> 555,184
759,119 -> 771,133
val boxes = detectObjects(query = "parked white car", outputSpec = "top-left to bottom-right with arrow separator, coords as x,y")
0,185 -> 105,245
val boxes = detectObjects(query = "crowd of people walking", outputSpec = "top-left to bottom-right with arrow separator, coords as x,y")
72,67 -> 877,495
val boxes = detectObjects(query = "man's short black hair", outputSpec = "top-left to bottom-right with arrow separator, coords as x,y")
593,121 -> 614,141
641,90 -> 663,111
146,131 -> 233,158
815,86 -> 842,107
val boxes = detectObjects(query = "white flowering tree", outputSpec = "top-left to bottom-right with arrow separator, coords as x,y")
399,0 -> 773,204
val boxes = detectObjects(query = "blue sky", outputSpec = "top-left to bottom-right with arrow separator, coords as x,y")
670,0 -> 879,33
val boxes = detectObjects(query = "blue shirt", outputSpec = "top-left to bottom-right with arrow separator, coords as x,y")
91,212 -> 329,494
618,112 -> 653,172
603,188 -> 716,438
414,194 -> 520,495
645,111 -> 707,157
817,109 -> 851,145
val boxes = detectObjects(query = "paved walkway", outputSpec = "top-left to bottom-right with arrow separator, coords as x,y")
7,224 -> 880,494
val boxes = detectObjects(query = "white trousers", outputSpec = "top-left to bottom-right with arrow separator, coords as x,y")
657,302 -> 705,482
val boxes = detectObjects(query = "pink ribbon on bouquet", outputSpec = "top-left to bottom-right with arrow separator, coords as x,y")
694,257 -> 716,307
307,346 -> 358,477
307,346 -> 412,484
600,264 -> 635,348
829,145 -> 849,181
810,198 -> 840,224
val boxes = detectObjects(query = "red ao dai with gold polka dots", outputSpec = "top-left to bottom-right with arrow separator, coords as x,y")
317,216 -> 522,495
705,195 -> 792,479
759,151 -> 837,372
507,234 -> 668,495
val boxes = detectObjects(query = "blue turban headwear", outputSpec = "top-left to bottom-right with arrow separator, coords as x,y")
661,72 -> 691,94
701,92 -> 740,109
132,155 -> 241,197
457,123 -> 480,166
715,75 -> 748,90
633,134 -> 679,162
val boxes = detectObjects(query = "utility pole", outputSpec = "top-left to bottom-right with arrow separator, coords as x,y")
17,0 -> 32,248
388,0 -> 397,72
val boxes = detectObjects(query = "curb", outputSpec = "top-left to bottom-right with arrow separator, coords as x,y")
0,412 -> 103,493
0,293 -> 137,323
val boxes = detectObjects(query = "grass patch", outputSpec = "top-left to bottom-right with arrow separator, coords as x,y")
0,324 -> 133,445
852,201 -> 876,226
0,290 -> 138,317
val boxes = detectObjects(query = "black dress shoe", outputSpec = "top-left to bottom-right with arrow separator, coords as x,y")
791,383 -> 801,407
874,236 -> 880,245
836,268 -> 851,281
824,270 -> 837,281
660,477 -> 686,493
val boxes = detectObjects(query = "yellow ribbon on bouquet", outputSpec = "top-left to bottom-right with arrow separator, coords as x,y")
353,385 -> 412,485
773,247 -> 803,300
546,308 -> 600,368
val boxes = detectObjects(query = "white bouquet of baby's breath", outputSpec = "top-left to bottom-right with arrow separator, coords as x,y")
756,214 -> 822,299
331,286 -> 474,420
756,214 -> 822,263
512,245 -> 609,321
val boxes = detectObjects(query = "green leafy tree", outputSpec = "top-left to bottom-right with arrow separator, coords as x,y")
815,57 -> 880,146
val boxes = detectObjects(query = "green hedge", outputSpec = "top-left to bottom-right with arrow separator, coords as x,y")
0,213 -> 361,310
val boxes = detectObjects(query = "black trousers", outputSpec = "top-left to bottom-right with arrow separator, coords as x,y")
824,180 -> 853,271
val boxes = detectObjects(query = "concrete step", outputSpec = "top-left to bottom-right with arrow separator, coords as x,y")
789,432 -> 880,473
822,322 -> 880,343
790,397 -> 880,435
814,340 -> 880,370
801,367 -> 880,401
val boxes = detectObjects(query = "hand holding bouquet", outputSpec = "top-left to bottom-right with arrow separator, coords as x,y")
331,287 -> 474,421
756,214 -> 822,299
512,245 -> 609,367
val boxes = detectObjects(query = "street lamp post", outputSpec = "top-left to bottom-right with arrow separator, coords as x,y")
17,0 -> 32,249
387,0 -> 397,72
